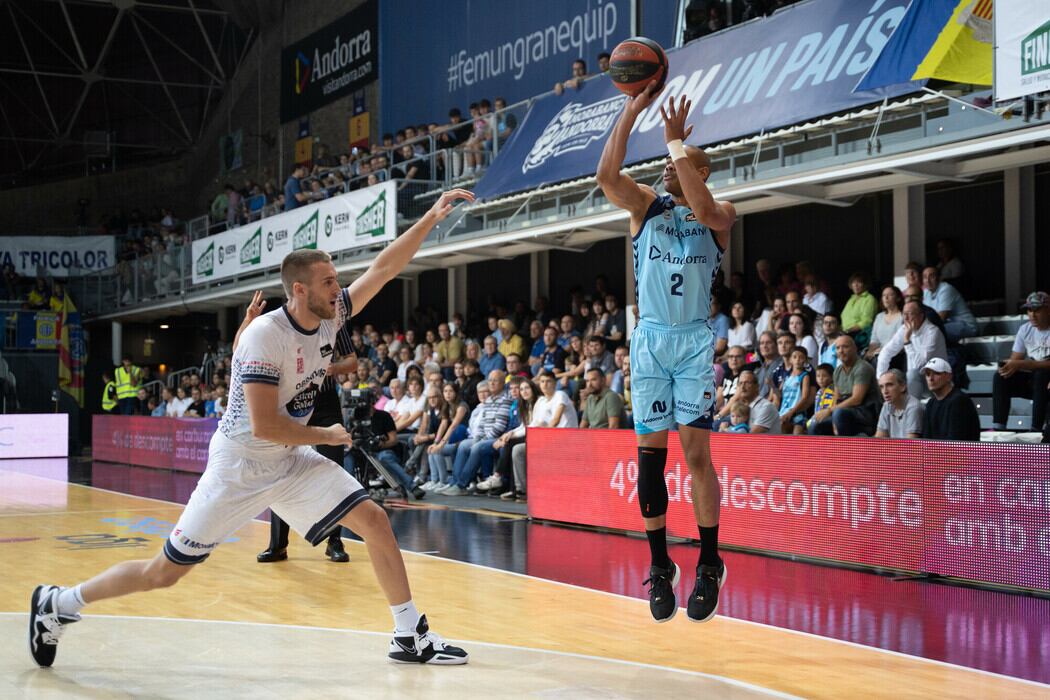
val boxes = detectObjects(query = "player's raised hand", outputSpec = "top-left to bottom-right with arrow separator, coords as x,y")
429,188 -> 475,221
625,79 -> 664,117
318,423 -> 354,447
245,290 -> 267,323
660,94 -> 694,144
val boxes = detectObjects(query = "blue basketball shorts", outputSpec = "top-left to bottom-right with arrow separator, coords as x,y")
630,319 -> 716,434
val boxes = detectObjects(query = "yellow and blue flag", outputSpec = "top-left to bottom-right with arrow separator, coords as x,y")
855,0 -> 993,92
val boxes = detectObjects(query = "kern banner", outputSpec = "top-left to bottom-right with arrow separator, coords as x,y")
191,181 -> 395,285
994,0 -> 1050,101
379,0 -> 630,132
473,0 -> 916,201
0,235 -> 115,277
280,0 -> 378,123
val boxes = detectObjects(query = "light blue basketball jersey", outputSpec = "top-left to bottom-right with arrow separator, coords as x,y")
631,194 -> 724,327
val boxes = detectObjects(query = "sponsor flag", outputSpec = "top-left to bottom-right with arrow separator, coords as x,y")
855,0 -> 992,92
57,294 -> 85,407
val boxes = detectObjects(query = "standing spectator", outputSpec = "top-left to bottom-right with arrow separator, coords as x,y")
114,355 -> 143,415
875,369 -> 924,439
478,335 -> 506,376
283,165 -> 308,211
817,313 -> 842,368
876,301 -> 948,399
922,358 -> 980,441
841,272 -> 877,347
922,266 -> 976,342
935,238 -> 964,284
734,370 -> 780,434
865,286 -> 904,363
532,370 -> 578,427
808,336 -> 880,436
728,302 -> 756,353
992,291 -> 1050,432
579,368 -> 624,429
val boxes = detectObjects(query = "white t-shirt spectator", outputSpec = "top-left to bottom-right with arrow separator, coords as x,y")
877,396 -> 924,438
798,335 -> 819,363
398,393 -> 426,430
532,391 -> 579,428
803,291 -> 832,316
166,396 -> 192,418
748,396 -> 781,434
1013,322 -> 1050,361
728,322 -> 756,351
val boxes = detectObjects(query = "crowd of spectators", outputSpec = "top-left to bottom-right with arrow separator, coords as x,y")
1,271 -> 75,311
683,0 -> 803,43
113,361 -> 232,420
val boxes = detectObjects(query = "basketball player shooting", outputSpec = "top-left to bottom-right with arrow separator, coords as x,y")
596,85 -> 735,623
28,188 -> 475,667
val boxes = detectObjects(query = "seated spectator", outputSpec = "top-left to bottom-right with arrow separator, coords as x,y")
532,370 -> 579,427
876,300 -> 948,399
134,387 -> 151,416
584,298 -> 608,340
753,331 -> 780,400
769,331 -> 798,400
841,272 -> 877,347
396,346 -> 419,384
808,336 -> 880,436
395,376 -> 427,434
460,359 -> 483,410
922,266 -> 976,342
154,387 -> 172,417
373,343 -> 397,386
992,291 -> 1050,432
720,402 -> 751,433
728,302 -> 756,353
484,377 -> 535,496
185,387 -> 207,417
604,294 -> 627,346
787,313 -> 818,361
710,297 -> 730,358
527,319 -> 546,368
935,238 -> 964,284
713,345 -> 749,427
757,295 -> 786,336
492,97 -> 517,146
422,382 -> 472,490
584,335 -> 616,380
478,335 -> 506,376
210,385 -> 227,418
405,386 -> 445,478
904,284 -> 947,336
865,285 -> 904,363
434,323 -> 463,376
147,397 -> 162,417
875,369 -> 924,439
777,348 -> 813,434
735,370 -> 780,434
441,370 -> 513,496
26,277 -> 49,310
609,345 -> 629,395
553,59 -> 588,95
817,313 -> 842,368
497,319 -> 526,360
922,358 -> 980,441
505,353 -> 530,381
805,363 -> 837,434
48,280 -> 69,312
579,368 -> 625,429
802,275 -> 832,317
558,314 -> 581,349
166,386 -> 191,417
536,326 -> 566,374
555,334 -> 584,394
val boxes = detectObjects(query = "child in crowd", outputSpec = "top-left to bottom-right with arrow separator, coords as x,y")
721,401 -> 751,433
807,363 -> 837,433
778,347 -> 812,435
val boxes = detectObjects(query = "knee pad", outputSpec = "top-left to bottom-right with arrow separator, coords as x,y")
636,447 -> 669,518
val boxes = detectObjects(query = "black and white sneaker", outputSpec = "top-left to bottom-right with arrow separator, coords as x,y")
643,561 -> 680,623
687,559 -> 727,623
29,585 -> 80,667
388,614 -> 468,665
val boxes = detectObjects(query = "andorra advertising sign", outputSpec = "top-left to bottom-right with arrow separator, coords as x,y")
280,0 -> 378,123
191,181 -> 395,285
995,0 -> 1050,101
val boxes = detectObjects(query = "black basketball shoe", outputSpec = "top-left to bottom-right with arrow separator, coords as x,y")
643,561 -> 680,623
29,585 -> 80,667
687,559 -> 727,623
388,614 -> 468,665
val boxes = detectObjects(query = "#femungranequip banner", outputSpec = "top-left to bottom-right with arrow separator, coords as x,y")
994,0 -> 1050,101
191,181 -> 396,285
280,0 -> 378,123
473,0 -> 916,201
0,235 -> 116,277
379,0 -> 631,131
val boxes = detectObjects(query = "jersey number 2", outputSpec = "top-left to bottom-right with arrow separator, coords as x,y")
670,273 -> 684,297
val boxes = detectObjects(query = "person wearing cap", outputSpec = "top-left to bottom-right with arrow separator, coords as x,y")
922,267 -> 977,343
992,292 -> 1050,432
922,357 -> 980,441
876,300 -> 948,399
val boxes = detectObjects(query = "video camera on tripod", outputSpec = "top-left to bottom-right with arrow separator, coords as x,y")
342,388 -> 401,494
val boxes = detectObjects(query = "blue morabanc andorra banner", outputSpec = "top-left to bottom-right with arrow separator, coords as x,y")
472,0 -> 922,201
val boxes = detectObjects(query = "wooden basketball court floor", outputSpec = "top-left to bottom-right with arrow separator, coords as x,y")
1,460 -> 1048,699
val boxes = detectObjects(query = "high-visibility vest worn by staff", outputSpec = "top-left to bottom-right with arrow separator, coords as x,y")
101,381 -> 117,412
114,365 -> 140,400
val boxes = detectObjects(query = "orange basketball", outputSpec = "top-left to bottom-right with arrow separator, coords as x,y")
608,37 -> 667,97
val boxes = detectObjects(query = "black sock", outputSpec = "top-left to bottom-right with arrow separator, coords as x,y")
646,527 -> 672,569
698,525 -> 720,566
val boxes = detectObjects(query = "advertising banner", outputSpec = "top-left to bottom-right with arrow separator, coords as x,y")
280,0 -> 378,123
0,235 -> 116,277
994,0 -> 1050,100
0,414 -> 69,458
190,181 -> 396,285
473,0 -> 916,201
527,429 -> 1050,591
92,415 -> 217,474
379,0 -> 631,131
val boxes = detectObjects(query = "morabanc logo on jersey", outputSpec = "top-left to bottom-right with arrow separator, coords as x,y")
293,210 -> 320,250
196,243 -> 215,278
240,228 -> 262,266
355,189 -> 387,238
522,95 -> 626,173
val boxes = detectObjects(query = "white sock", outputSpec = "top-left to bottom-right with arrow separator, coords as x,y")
390,600 -> 420,636
56,585 -> 86,616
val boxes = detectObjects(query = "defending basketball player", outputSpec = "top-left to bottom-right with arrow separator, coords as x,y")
28,189 -> 475,668
596,84 -> 735,623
